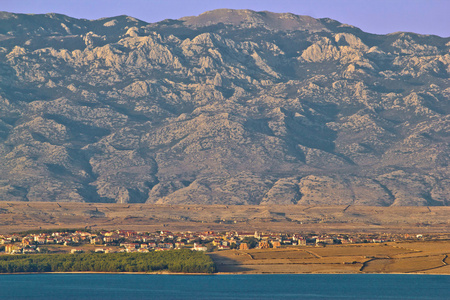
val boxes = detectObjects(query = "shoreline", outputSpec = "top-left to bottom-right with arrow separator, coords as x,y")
0,271 -> 449,276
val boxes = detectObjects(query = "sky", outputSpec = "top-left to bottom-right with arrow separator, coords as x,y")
1,0 -> 449,37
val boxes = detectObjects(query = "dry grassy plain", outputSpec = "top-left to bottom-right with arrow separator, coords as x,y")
209,241 -> 450,274
0,202 -> 449,234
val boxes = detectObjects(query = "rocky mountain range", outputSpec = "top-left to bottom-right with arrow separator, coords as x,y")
0,9 -> 449,206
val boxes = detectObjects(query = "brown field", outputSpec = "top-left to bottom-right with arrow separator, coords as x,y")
247,249 -> 315,260
362,255 -> 445,273
209,240 -> 450,274
0,202 -> 449,235
307,244 -> 417,257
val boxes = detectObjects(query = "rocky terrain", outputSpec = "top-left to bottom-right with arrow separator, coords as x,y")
0,9 -> 448,205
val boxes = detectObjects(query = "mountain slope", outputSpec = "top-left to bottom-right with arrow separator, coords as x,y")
0,9 -> 449,205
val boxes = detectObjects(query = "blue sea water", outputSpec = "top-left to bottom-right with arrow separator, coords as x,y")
0,274 -> 449,299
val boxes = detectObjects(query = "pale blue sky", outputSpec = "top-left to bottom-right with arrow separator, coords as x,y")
1,0 -> 449,37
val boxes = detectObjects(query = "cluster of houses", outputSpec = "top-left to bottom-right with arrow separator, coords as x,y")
0,229 -> 434,255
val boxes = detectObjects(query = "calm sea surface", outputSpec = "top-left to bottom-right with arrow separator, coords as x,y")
0,274 -> 449,299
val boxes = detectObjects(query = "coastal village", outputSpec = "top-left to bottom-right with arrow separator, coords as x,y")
0,229 -> 442,255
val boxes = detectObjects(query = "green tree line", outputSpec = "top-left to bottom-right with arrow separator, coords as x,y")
0,250 -> 216,273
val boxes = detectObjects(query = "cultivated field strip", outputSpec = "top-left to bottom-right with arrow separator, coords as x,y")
210,241 -> 450,274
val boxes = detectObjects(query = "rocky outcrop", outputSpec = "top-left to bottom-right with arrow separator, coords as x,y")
0,10 -> 448,206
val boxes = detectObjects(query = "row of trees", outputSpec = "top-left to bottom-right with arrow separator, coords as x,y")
0,250 -> 216,274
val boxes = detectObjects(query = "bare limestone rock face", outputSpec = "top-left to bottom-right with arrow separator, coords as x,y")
0,9 -> 448,206
260,177 -> 302,205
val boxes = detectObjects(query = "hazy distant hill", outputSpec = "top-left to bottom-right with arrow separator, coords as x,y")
0,9 -> 449,205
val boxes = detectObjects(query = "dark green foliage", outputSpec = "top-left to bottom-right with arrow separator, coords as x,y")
0,250 -> 216,274
241,237 -> 258,249
206,243 -> 215,252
